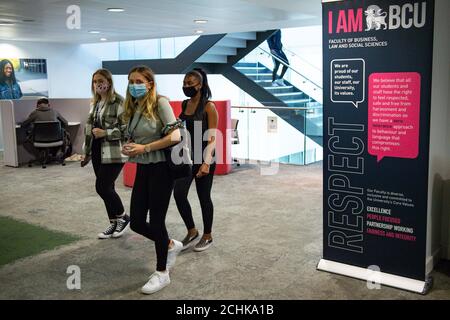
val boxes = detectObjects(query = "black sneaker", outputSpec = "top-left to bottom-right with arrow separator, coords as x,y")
112,214 -> 130,238
98,222 -> 117,239
181,231 -> 199,251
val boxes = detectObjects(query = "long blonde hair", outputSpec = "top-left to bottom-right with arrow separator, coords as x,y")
91,69 -> 118,105
123,65 -> 160,122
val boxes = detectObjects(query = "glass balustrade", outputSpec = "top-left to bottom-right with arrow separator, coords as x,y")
231,106 -> 323,166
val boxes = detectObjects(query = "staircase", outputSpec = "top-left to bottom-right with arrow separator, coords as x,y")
104,30 -> 323,147
192,32 -> 323,146
233,61 -> 323,146
196,32 -> 257,64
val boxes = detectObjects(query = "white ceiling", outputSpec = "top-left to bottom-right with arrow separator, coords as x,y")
0,0 -> 321,43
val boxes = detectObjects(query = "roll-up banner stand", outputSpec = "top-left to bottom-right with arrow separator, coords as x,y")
318,0 -> 435,294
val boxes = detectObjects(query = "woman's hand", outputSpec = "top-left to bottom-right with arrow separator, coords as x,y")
196,163 -> 210,178
122,143 -> 146,157
92,128 -> 106,139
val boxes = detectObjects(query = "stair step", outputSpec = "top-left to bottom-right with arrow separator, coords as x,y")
196,54 -> 228,63
226,32 -> 257,40
254,80 -> 273,83
244,73 -> 272,76
234,62 -> 260,68
274,92 -> 304,97
206,46 -> 237,56
235,67 -> 267,71
216,37 -> 247,48
264,86 -> 294,90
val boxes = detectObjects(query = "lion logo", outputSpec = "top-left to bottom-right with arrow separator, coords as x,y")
365,5 -> 388,31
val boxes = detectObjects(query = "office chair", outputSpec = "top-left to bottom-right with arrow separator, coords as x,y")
28,121 -> 66,168
231,118 -> 240,167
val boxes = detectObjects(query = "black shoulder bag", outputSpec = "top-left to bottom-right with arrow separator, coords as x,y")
161,119 -> 192,180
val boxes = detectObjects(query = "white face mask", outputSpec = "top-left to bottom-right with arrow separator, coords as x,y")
38,103 -> 49,108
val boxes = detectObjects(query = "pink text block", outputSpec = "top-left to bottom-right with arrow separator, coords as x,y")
368,72 -> 421,162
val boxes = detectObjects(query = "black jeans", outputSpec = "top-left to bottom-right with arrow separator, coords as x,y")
174,163 -> 216,235
130,162 -> 174,272
91,138 -> 125,220
272,49 -> 289,81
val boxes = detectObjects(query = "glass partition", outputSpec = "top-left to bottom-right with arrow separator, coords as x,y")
231,106 -> 323,166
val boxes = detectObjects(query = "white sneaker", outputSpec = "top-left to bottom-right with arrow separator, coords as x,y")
141,271 -> 170,294
167,239 -> 183,270
271,80 -> 279,87
276,79 -> 285,86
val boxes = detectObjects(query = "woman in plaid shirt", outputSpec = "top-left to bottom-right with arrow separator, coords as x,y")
82,69 -> 130,239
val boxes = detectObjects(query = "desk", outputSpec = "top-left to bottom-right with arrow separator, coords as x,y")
14,122 -> 82,166
1,99 -> 91,167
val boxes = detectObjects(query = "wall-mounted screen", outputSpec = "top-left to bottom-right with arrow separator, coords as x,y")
0,58 -> 48,100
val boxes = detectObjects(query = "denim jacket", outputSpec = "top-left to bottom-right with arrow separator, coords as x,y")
0,82 -> 23,100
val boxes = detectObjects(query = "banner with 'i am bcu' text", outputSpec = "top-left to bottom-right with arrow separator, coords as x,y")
322,0 -> 434,281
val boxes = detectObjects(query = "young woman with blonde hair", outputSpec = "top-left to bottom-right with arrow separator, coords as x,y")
121,65 -> 183,294
82,69 -> 129,239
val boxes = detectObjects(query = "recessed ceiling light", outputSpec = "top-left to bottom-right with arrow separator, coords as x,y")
100,38 -> 107,41
88,30 -> 101,34
194,19 -> 208,24
195,30 -> 204,34
0,21 -> 15,26
107,8 -> 125,12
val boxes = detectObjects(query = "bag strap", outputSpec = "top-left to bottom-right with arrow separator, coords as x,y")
181,99 -> 189,113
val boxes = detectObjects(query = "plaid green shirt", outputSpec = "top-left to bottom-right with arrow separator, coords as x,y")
83,94 -> 128,164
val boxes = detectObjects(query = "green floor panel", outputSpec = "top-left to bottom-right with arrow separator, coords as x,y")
0,216 -> 81,267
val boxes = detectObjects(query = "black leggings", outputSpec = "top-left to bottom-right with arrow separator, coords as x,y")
174,163 -> 215,235
130,162 -> 174,272
91,138 -> 124,220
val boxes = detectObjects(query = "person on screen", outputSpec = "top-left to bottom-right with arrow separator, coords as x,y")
0,59 -> 23,100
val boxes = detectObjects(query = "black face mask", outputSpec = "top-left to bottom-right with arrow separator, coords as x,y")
183,86 -> 198,98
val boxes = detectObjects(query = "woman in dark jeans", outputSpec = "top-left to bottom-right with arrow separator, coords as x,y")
174,68 -> 218,252
82,69 -> 129,239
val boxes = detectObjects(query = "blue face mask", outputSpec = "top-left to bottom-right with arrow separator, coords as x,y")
128,84 -> 148,98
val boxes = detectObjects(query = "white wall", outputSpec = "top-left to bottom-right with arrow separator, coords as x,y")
427,0 -> 450,272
